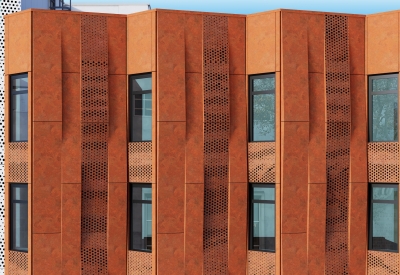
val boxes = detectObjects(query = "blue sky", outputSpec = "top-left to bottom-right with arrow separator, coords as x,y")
73,0 -> 400,15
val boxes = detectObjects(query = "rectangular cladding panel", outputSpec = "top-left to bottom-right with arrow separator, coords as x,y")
248,142 -> 275,183
128,251 -> 152,275
8,250 -> 28,275
368,142 -> 399,183
203,15 -> 230,274
8,143 -> 28,183
324,15 -> 351,275
247,251 -> 275,275
80,15 -> 109,274
367,250 -> 399,275
129,142 -> 152,183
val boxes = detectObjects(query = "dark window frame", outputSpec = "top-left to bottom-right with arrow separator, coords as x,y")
248,183 -> 275,253
368,183 -> 399,253
129,183 -> 152,253
368,73 -> 399,142
129,73 -> 152,143
249,73 -> 276,142
10,73 -> 28,143
10,183 -> 28,253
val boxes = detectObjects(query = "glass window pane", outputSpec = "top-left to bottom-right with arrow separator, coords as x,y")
252,203 -> 275,251
142,188 -> 152,201
373,186 -> 398,201
252,94 -> 275,141
12,186 -> 28,201
372,77 -> 398,92
372,202 -> 398,251
131,77 -> 151,92
253,77 -> 275,92
253,187 -> 274,201
10,74 -> 28,142
372,93 -> 398,142
130,93 -> 152,142
12,202 -> 28,251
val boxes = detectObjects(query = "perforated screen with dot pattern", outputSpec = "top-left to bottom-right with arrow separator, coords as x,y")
129,142 -> 152,183
203,15 -> 230,275
324,15 -> 351,275
248,142 -> 275,183
128,251 -> 152,275
8,142 -> 28,183
247,250 -> 275,275
8,250 -> 27,275
368,142 -> 399,183
368,250 -> 399,275
80,15 -> 109,274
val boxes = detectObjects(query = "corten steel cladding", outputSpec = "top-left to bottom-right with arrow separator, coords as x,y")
368,142 -> 399,183
8,251 -> 28,275
128,250 -> 152,275
203,15 -> 230,274
248,142 -> 275,183
367,250 -> 399,274
129,142 -> 152,183
324,15 -> 351,275
8,142 -> 28,183
80,15 -> 109,274
247,251 -> 275,275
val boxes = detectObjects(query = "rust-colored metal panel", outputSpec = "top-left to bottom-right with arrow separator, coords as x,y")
32,233 -> 62,273
32,122 -> 62,233
248,142 -> 275,183
307,183 -> 326,275
184,183 -> 204,275
247,250 -> 275,275
109,75 -> 127,183
61,184 -> 81,275
368,142 -> 399,183
228,17 -> 245,75
185,14 -> 202,73
62,73 -> 81,184
157,11 -> 185,122
128,251 -> 152,275
324,15 -> 351,275
246,12 -> 276,74
129,142 -> 152,183
32,12 -> 62,122
275,72 -> 281,185
366,13 -> 399,74
229,74 -> 247,183
127,11 -> 153,74
6,11 -> 31,74
203,15 -> 230,274
348,16 -> 365,75
108,17 -> 127,75
185,73 -> 204,184
307,15 -> 325,73
9,251 -> 28,275
308,73 -> 326,184
108,183 -> 127,274
367,251 -> 399,274
227,183 -> 247,275
61,14 -> 81,73
8,142 -> 28,183
275,11 -> 281,72
281,121 -> 308,233
281,11 -> 309,122
281,233 -> 307,275
157,233 -> 184,273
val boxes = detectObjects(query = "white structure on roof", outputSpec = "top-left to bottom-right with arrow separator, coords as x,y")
72,3 -> 150,14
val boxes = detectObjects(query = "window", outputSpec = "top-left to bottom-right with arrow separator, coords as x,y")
130,184 -> 152,252
369,74 -> 398,142
10,73 -> 28,142
10,184 -> 28,252
129,73 -> 152,142
249,74 -> 275,142
369,184 -> 399,252
249,184 -> 275,252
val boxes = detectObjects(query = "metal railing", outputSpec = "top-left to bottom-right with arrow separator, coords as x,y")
49,0 -> 71,10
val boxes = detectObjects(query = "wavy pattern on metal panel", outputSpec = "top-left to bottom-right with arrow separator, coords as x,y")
0,2 -> 21,273
247,250 -> 275,275
368,142 -> 399,183
8,251 -> 27,275
128,251 -> 152,275
203,15 -> 230,275
80,15 -> 109,274
324,15 -> 351,275
248,142 -> 275,183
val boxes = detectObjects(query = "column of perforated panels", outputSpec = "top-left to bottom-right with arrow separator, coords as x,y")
203,15 -> 230,274
324,15 -> 351,275
80,15 -> 109,274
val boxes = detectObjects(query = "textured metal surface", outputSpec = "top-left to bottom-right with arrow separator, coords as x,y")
128,142 -> 152,183
8,142 -> 28,183
368,251 -> 399,275
8,251 -> 27,275
80,15 -> 109,274
247,250 -> 275,275
128,251 -> 152,275
248,142 -> 275,183
368,142 -> 399,183
203,15 -> 230,275
324,15 -> 351,275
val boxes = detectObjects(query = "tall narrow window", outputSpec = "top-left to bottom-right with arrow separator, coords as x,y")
10,73 -> 28,142
369,184 -> 399,252
369,74 -> 398,142
130,184 -> 152,252
249,184 -> 275,252
10,184 -> 28,252
249,74 -> 275,142
129,73 -> 152,142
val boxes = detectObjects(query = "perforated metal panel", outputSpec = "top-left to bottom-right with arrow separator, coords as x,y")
129,142 -> 152,183
324,15 -> 351,275
8,142 -> 28,183
368,251 -> 399,275
248,142 -> 275,183
203,15 -> 229,275
80,15 -> 109,274
128,251 -> 152,275
368,142 -> 399,183
247,250 -> 275,275
8,251 -> 27,275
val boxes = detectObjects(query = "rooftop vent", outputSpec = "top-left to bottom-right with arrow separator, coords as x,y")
50,0 -> 71,10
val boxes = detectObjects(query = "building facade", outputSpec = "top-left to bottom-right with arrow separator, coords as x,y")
3,7 -> 400,275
